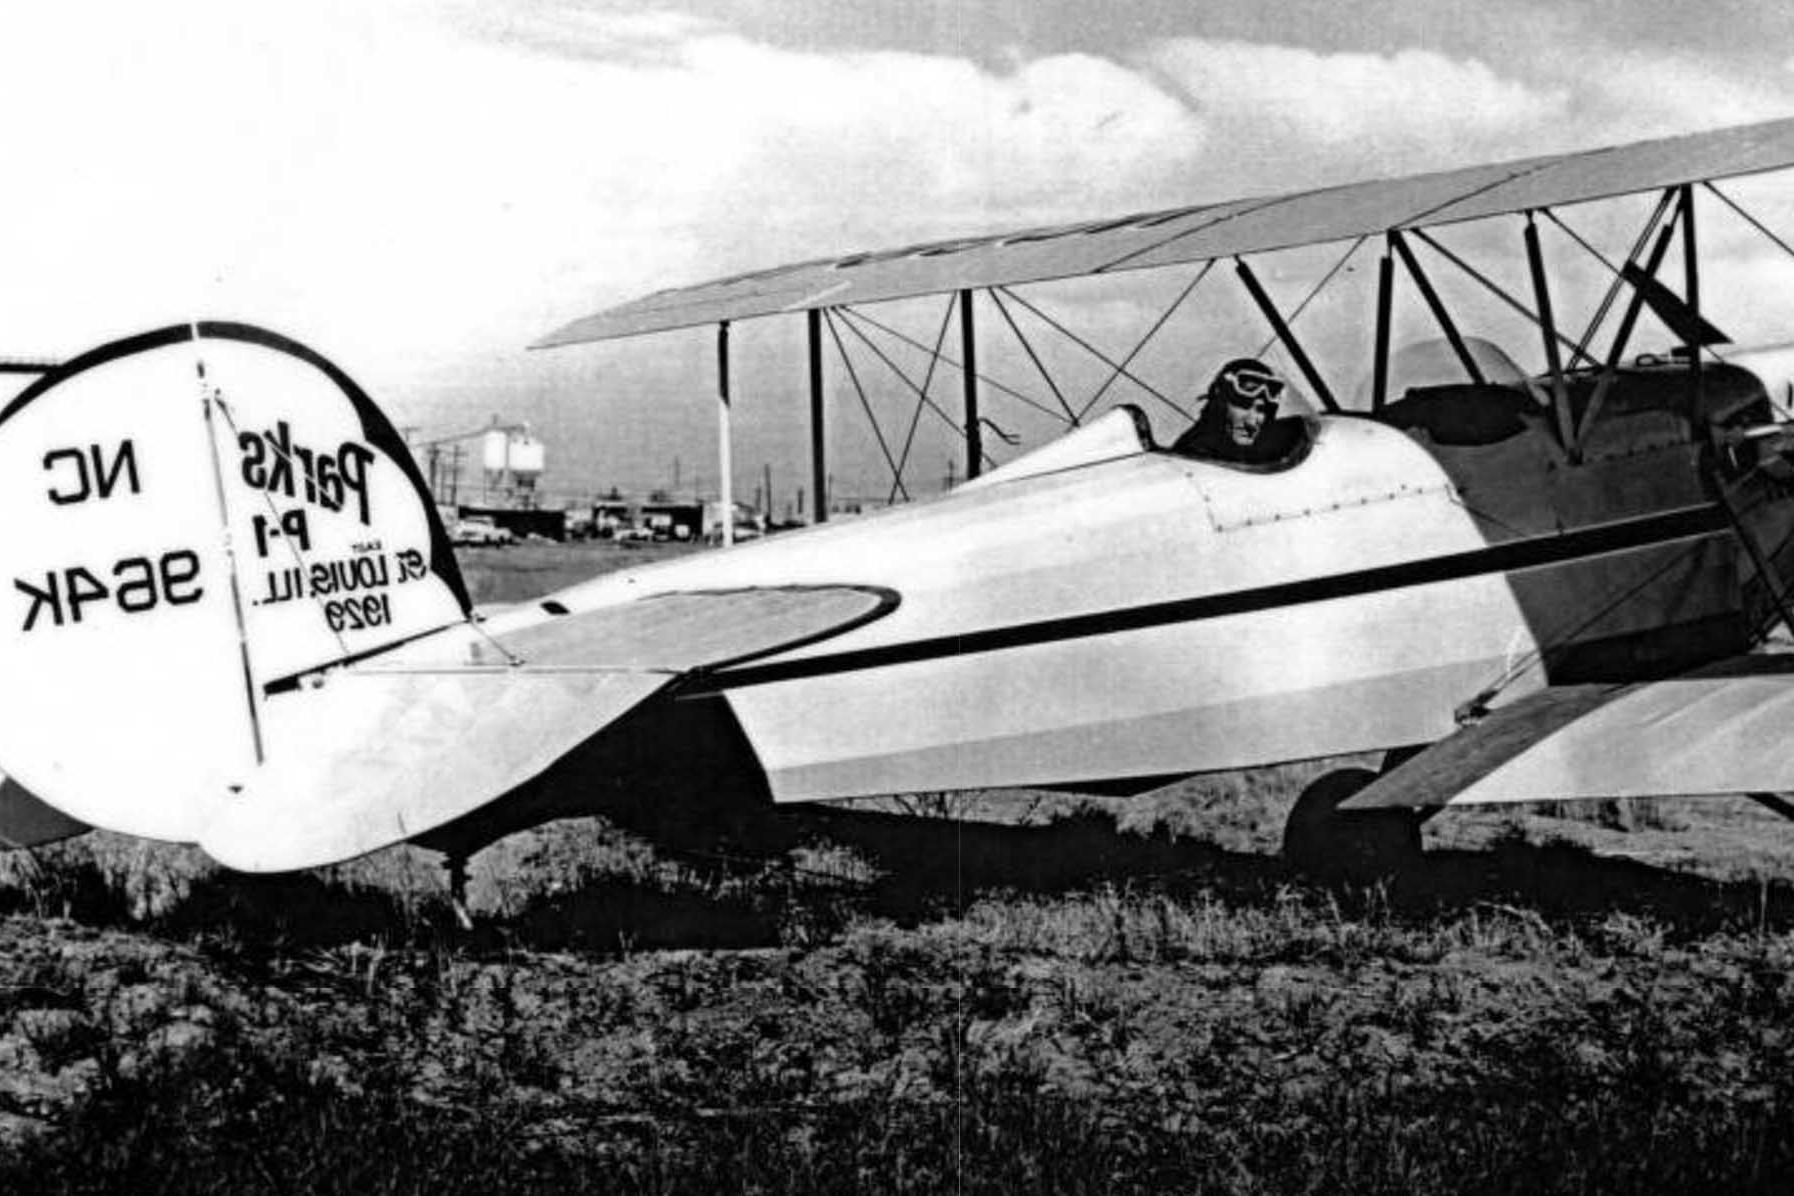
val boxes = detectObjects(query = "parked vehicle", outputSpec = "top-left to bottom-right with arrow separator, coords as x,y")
449,516 -> 514,547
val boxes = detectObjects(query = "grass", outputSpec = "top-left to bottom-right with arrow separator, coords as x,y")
10,801 -> 1794,1193
8,542 -> 1794,1190
8,869 -> 1794,1193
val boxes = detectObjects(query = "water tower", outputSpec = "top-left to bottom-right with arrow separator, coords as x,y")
481,425 -> 546,507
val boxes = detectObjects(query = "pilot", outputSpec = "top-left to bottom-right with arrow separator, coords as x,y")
1171,357 -> 1296,465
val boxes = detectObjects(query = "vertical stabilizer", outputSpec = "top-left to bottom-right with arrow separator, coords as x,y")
0,324 -> 469,841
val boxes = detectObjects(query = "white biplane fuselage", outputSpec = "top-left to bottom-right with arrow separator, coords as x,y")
457,352 -> 1784,818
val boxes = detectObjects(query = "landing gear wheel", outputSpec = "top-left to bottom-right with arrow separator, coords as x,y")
1282,767 -> 1422,881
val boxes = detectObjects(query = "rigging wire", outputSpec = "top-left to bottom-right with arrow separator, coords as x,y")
1705,180 -> 1794,263
1252,235 -> 1368,362
823,309 -> 912,501
994,285 -> 1184,417
1465,530 -> 1718,711
886,294 -> 961,504
1074,261 -> 1213,424
1409,227 -> 1600,368
987,288 -> 1080,425
1556,190 -> 1675,365
844,306 -> 1056,420
834,307 -> 998,468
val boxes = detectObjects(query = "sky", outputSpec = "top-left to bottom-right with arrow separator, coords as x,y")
5,0 -> 1794,510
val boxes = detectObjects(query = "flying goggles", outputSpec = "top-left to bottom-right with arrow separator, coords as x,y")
1219,364 -> 1285,409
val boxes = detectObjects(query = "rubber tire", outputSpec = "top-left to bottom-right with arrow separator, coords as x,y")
1282,767 -> 1422,881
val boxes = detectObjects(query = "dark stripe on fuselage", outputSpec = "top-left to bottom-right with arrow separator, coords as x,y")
699,503 -> 1730,692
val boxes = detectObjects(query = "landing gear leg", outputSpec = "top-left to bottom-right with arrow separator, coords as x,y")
446,854 -> 473,931
1281,764 -> 1423,881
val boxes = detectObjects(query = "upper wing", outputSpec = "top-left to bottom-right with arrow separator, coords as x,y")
199,587 -> 893,871
1343,654 -> 1794,810
538,118 -> 1794,346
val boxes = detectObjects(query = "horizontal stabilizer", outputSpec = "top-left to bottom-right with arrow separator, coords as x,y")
200,585 -> 895,870
1345,655 -> 1794,809
470,586 -> 895,672
201,669 -> 670,871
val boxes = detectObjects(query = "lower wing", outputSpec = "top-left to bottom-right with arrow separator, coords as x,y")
1344,654 -> 1794,810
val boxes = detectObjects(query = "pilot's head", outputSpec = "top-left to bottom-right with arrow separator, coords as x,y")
1209,358 -> 1285,448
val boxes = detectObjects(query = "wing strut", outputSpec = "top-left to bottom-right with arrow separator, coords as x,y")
1410,226 -> 1598,369
1233,257 -> 1339,412
1252,236 -> 1367,363
1523,213 -> 1578,459
1575,217 -> 1679,446
807,308 -> 828,522
1371,247 -> 1394,412
959,289 -> 982,480
1681,184 -> 1705,430
1565,189 -> 1677,368
717,321 -> 734,545
1388,231 -> 1486,386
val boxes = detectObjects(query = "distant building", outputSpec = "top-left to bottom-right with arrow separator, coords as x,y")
457,503 -> 568,541
638,500 -> 703,542
592,499 -> 632,539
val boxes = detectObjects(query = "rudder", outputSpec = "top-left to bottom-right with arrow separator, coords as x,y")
0,323 -> 470,841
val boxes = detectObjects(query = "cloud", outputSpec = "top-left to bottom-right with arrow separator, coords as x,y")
7,4 -> 1794,499
1566,48 -> 1794,138
663,41 -> 1206,249
453,2 -> 724,65
1140,38 -> 1568,182
0,5 -> 1205,364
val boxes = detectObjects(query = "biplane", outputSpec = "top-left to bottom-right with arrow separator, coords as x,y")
8,118 -> 1794,886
